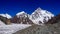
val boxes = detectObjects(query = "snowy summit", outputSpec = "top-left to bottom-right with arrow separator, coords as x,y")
0,13 -> 12,19
16,11 -> 25,16
16,11 -> 28,18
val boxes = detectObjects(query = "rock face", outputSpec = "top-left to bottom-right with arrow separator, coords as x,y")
45,14 -> 60,24
11,16 -> 34,24
0,16 -> 10,24
13,14 -> 60,34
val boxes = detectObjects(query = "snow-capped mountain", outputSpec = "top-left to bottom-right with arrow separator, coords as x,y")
0,7 -> 54,25
11,11 -> 33,24
0,13 -> 12,19
16,11 -> 29,18
14,8 -> 54,25
29,8 -> 54,25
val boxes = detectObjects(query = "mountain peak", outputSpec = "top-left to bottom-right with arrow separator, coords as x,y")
30,8 -> 54,25
0,13 -> 12,19
16,11 -> 28,18
16,11 -> 26,16
32,7 -> 41,14
36,7 -> 41,11
5,13 -> 12,19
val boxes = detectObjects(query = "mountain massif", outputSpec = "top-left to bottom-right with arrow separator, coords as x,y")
0,8 -> 54,25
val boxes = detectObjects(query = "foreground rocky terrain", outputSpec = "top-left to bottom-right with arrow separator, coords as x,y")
13,21 -> 60,34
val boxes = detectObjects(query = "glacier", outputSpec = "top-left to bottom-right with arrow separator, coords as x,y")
0,20 -> 31,34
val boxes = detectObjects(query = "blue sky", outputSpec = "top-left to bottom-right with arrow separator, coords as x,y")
0,0 -> 60,16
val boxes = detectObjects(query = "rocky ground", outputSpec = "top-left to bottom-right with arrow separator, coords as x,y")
13,20 -> 60,34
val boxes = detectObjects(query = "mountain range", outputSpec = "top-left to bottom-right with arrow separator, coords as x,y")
0,7 -> 55,25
